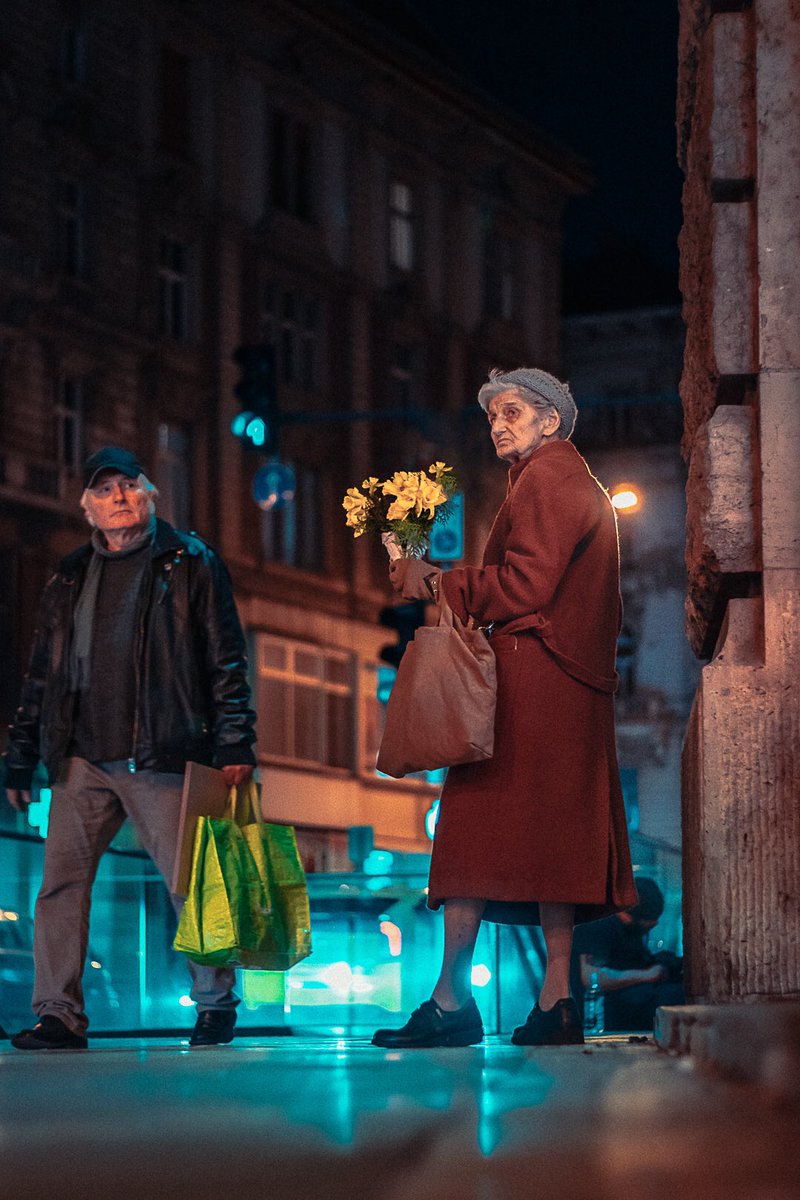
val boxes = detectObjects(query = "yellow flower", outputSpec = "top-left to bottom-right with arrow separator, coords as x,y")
428,461 -> 453,479
343,487 -> 370,533
362,476 -> 380,493
416,474 -> 448,518
383,471 -> 421,521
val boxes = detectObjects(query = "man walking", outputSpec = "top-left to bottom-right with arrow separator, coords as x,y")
4,447 -> 257,1049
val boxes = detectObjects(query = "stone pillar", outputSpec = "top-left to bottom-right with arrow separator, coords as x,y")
679,0 -> 800,1002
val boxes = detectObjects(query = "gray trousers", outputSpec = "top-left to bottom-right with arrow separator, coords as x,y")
33,757 -> 238,1034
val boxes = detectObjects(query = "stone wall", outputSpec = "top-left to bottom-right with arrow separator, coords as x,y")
680,0 -> 800,1002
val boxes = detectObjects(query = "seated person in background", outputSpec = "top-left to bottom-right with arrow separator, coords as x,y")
570,876 -> 685,1032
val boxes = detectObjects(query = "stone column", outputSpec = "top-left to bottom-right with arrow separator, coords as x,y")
680,0 -> 800,1002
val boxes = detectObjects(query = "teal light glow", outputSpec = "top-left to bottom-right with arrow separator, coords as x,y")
471,963 -> 492,987
425,800 -> 440,841
27,787 -> 52,838
245,416 -> 267,447
363,850 -> 394,875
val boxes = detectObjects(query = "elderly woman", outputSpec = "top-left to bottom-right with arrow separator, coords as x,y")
372,367 -> 638,1049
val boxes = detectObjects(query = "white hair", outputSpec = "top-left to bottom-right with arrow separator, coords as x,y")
80,473 -> 159,527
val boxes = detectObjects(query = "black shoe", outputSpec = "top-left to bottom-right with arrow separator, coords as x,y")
189,1009 -> 236,1046
372,998 -> 484,1048
511,998 -> 585,1046
11,1015 -> 88,1051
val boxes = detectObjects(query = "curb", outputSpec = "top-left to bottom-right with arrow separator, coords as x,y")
655,1002 -> 800,1102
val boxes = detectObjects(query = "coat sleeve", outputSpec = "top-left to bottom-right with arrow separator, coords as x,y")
191,551 -> 257,768
441,457 -> 603,625
3,579 -> 58,790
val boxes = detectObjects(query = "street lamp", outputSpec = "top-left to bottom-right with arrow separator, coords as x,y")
610,485 -> 640,513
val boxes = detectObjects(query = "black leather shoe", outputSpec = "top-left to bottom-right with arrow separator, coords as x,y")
11,1015 -> 88,1050
189,1009 -> 236,1046
511,998 -> 585,1046
372,998 -> 483,1048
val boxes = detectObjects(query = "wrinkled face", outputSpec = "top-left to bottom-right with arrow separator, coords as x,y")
84,471 -> 151,535
486,389 -> 560,463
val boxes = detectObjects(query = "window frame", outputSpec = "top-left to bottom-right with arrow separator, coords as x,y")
56,176 -> 86,280
157,235 -> 192,341
388,179 -> 415,273
260,282 -> 323,392
253,634 -> 355,772
55,376 -> 85,476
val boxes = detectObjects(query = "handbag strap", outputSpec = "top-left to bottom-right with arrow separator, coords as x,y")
228,781 -> 263,826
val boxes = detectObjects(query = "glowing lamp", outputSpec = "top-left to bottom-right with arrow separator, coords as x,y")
610,486 -> 640,512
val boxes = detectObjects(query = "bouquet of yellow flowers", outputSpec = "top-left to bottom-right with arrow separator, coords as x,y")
342,462 -> 458,557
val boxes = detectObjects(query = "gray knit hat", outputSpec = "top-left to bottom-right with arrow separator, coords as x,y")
477,367 -> 577,441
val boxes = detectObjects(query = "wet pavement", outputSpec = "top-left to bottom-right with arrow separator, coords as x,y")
1,1034 -> 798,1200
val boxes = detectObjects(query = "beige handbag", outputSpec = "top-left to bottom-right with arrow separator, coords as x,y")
376,601 -> 497,778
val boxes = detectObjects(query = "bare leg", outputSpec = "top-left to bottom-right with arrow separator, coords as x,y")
431,897 -> 486,1010
538,901 -> 575,1011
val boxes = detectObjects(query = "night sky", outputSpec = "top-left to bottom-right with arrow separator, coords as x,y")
349,0 -> 683,314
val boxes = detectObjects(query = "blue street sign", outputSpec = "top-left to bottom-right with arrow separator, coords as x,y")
429,492 -> 464,561
252,461 -> 296,511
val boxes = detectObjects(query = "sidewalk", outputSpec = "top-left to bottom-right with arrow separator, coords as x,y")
1,1033 -> 798,1200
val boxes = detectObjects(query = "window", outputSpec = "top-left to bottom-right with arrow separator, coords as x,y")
158,237 -> 191,339
261,464 -> 322,571
388,181 -> 414,271
261,284 -> 321,390
158,45 -> 191,157
484,232 -> 516,320
389,342 -> 417,410
155,423 -> 191,529
254,635 -> 354,770
56,178 -> 86,279
56,377 -> 85,474
270,111 -> 312,220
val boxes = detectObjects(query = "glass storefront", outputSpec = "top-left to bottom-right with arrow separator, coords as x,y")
0,823 -> 547,1036
0,781 -> 681,1038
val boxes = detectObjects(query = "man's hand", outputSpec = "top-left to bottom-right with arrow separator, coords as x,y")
221,764 -> 254,789
6,789 -> 32,812
389,558 -> 441,601
644,963 -> 669,984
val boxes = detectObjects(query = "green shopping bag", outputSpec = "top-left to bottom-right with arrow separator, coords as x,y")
173,781 -> 312,971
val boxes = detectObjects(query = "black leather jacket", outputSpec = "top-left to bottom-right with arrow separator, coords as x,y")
4,519 -> 257,789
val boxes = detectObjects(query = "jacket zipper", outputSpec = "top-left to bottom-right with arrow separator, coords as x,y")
128,560 -> 154,774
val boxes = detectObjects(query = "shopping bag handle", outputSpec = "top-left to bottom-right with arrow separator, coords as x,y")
228,782 -> 264,826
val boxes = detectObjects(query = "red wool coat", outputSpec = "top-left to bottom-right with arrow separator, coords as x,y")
435,439 -> 638,925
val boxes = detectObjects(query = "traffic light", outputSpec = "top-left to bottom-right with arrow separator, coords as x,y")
230,343 -> 278,453
378,600 -> 428,670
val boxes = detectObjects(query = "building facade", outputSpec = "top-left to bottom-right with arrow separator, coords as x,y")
678,0 -> 800,1004
0,0 -> 587,874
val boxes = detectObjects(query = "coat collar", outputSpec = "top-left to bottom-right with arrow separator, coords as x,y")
59,518 -> 184,576
506,439 -> 581,493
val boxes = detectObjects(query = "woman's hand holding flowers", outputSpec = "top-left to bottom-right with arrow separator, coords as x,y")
389,557 -> 442,602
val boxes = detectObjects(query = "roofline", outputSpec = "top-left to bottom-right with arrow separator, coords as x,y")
264,0 -> 593,196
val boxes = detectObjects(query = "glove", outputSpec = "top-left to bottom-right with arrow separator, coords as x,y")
389,558 -> 442,601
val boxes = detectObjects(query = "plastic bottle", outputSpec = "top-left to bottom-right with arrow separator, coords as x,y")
584,970 -> 605,1035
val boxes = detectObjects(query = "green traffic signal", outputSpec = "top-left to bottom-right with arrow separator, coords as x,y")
231,343 -> 277,452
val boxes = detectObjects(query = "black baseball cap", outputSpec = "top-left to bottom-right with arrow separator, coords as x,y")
83,447 -> 145,488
